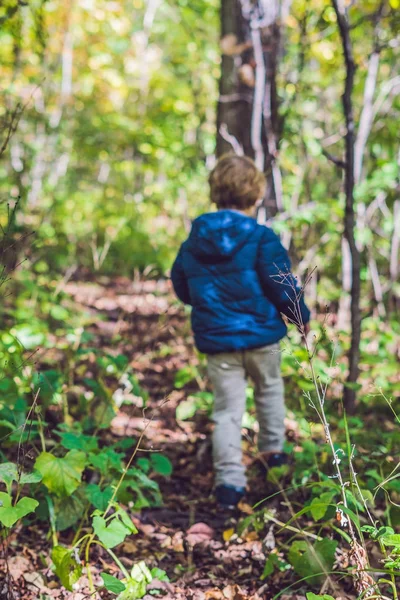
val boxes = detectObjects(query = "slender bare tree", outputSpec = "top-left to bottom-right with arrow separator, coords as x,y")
217,0 -> 291,218
331,0 -> 361,413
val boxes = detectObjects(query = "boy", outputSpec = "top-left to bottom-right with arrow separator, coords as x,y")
171,155 -> 310,509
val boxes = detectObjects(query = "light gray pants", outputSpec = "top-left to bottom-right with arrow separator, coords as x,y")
207,343 -> 285,489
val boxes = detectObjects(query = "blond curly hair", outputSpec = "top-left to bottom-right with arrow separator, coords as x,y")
208,154 -> 266,210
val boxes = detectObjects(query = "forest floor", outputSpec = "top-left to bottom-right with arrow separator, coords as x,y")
0,277 -> 371,600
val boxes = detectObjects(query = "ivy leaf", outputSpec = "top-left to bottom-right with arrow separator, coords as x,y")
88,449 -> 124,475
288,538 -> 338,585
58,431 -> 99,452
0,463 -> 19,493
310,492 -> 335,521
92,515 -> 132,549
136,458 -> 151,473
20,470 -> 43,485
0,463 -> 42,494
117,508 -> 138,534
51,545 -> 82,591
101,572 -> 126,594
55,491 -> 86,531
85,484 -> 114,511
35,450 -> 86,497
117,469 -> 162,508
150,453 -> 173,477
0,492 -> 38,528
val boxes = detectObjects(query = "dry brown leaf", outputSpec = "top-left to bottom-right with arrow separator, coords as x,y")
121,539 -> 139,554
205,585 -> 250,600
205,590 -> 224,600
238,501 -> 253,515
243,530 -> 258,542
223,585 -> 248,599
6,556 -> 31,580
171,531 -> 185,552
186,522 -> 214,546
147,579 -> 175,594
23,571 -> 62,597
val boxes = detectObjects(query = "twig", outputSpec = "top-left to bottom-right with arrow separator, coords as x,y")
322,148 -> 346,169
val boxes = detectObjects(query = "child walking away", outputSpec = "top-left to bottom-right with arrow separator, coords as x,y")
171,155 -> 310,510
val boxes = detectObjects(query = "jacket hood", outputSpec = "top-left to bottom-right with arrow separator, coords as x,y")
187,210 -> 258,262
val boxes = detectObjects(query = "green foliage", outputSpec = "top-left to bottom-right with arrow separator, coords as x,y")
309,492 -> 336,521
58,431 -> 99,452
85,484 -> 114,511
35,450 -> 86,496
101,572 -> 126,594
361,525 -> 400,573
287,539 -> 338,586
0,462 -> 42,494
176,391 -> 213,421
93,513 -> 136,549
117,468 -> 162,509
149,453 -> 173,477
0,492 -> 38,528
261,552 -> 290,580
1,0 -> 399,596
55,491 -> 86,532
174,365 -> 202,390
51,545 -> 83,592
117,562 -> 153,600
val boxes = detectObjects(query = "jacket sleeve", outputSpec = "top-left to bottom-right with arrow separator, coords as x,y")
256,228 -> 310,325
171,246 -> 192,305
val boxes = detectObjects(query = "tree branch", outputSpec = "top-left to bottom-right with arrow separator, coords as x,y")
322,148 -> 346,169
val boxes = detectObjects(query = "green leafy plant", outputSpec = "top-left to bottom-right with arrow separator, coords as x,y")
0,492 -> 38,528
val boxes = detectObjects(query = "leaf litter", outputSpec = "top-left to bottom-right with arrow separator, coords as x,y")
0,278 -> 360,599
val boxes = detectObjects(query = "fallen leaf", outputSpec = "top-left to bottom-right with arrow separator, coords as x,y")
205,591 -> 224,599
243,530 -> 258,542
171,531 -> 184,552
23,572 -> 46,589
23,571 -> 62,597
186,522 -> 214,546
7,556 -> 31,580
238,501 -> 253,514
147,579 -> 175,593
223,585 -> 248,599
223,528 -> 235,542
121,539 -> 138,554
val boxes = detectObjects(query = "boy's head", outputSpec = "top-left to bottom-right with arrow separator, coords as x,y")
208,154 -> 266,211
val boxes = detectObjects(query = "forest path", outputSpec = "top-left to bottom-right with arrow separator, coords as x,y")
2,277 -> 355,600
62,277 -> 295,600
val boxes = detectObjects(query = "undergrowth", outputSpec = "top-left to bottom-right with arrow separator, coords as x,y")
0,211 -> 399,598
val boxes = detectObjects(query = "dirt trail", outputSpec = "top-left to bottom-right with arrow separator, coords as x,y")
1,277 -> 339,600
65,277 -> 276,599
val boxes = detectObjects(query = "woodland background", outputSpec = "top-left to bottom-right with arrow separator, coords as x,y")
0,1 -> 399,599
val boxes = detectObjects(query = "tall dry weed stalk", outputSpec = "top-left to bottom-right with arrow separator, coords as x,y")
275,267 -> 380,598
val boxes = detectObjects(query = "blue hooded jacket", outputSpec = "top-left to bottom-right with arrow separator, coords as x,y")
171,210 -> 310,354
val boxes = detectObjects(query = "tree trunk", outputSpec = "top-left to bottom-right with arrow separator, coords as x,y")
332,1 -> 361,414
217,0 -> 287,218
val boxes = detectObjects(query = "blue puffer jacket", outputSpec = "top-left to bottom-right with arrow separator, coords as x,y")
171,210 -> 310,354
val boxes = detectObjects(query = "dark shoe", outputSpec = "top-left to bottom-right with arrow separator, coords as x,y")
215,485 -> 245,509
263,452 -> 290,468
